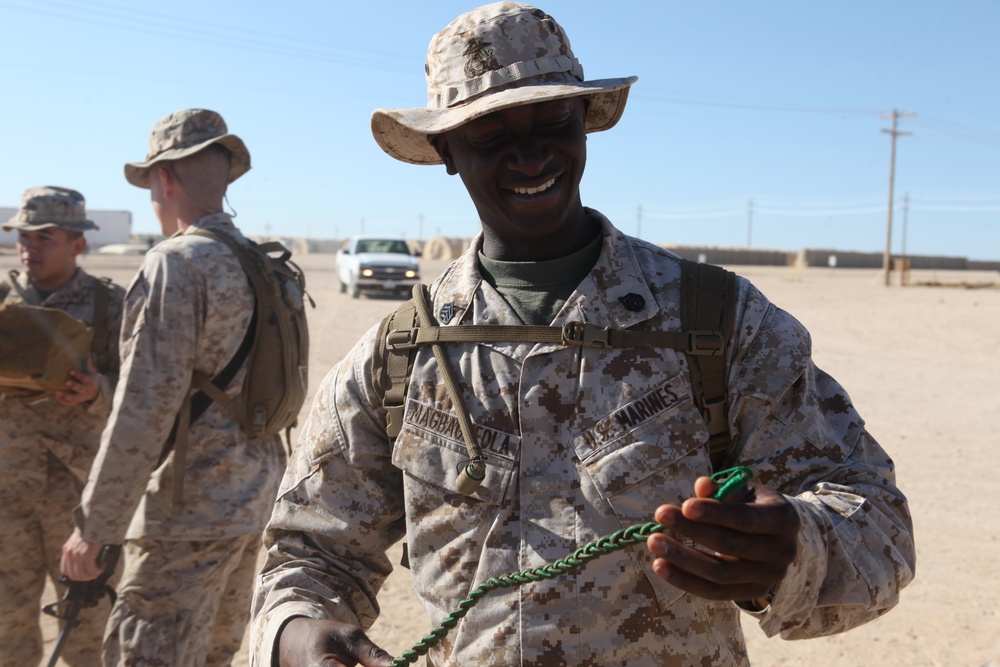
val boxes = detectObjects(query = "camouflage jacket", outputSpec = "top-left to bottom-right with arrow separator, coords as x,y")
76,212 -> 286,543
0,268 -> 125,489
251,212 -> 914,666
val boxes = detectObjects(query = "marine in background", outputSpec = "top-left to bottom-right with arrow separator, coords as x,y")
60,109 -> 287,667
0,186 -> 125,667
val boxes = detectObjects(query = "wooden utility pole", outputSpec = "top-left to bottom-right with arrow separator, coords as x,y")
901,192 -> 910,261
899,192 -> 912,286
881,109 -> 915,286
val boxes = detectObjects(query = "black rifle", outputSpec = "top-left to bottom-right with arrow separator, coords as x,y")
42,544 -> 121,667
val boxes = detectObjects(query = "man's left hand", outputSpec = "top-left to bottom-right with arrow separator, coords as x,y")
54,358 -> 100,407
61,529 -> 105,581
646,476 -> 800,603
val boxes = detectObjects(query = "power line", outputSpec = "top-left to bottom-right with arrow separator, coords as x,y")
916,115 -> 1000,146
0,0 -> 413,73
635,92 -> 882,117
641,199 -> 1000,220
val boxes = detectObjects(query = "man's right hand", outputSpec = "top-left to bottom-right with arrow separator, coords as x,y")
279,617 -> 393,667
60,529 -> 105,581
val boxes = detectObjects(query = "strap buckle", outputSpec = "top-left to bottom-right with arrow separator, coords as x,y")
688,330 -> 725,356
562,322 -> 611,349
386,328 -> 419,351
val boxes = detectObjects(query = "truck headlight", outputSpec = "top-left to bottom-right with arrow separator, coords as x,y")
405,270 -> 417,278
361,268 -> 374,277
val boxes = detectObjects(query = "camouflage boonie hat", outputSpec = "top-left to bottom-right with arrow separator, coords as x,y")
371,2 -> 637,165
124,108 -> 251,188
3,186 -> 99,232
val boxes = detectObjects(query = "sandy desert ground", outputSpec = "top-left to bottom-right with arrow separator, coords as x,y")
11,250 -> 999,666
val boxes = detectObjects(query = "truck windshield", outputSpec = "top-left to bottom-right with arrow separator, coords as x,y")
356,239 -> 409,255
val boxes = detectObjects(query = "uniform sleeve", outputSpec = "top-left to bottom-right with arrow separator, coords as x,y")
727,282 -> 915,638
250,327 -> 406,667
76,252 -> 203,544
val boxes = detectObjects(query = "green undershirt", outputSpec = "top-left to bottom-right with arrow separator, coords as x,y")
477,233 -> 603,326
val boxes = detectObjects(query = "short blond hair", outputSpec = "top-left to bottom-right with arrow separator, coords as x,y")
172,144 -> 232,202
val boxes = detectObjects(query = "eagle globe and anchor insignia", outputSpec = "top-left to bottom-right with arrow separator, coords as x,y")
463,38 -> 501,78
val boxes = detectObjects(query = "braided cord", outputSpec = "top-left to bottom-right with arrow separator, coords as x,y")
389,521 -> 664,666
387,466 -> 752,666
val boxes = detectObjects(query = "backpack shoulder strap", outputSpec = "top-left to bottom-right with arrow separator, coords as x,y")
680,258 -> 738,471
6,270 -> 30,301
373,295 -> 419,439
372,266 -> 740,472
91,277 -> 111,372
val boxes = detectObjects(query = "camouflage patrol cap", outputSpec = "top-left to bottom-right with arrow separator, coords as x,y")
124,108 -> 251,188
371,2 -> 637,165
3,186 -> 99,232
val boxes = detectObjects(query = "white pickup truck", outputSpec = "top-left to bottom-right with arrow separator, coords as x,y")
336,236 -> 421,298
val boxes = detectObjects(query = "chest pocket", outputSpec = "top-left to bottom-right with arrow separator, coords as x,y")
392,400 -> 519,613
392,397 -> 518,505
573,371 -> 712,612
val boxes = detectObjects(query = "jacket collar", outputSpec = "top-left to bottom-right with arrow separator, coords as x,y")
8,267 -> 94,308
175,211 -> 236,238
431,209 -> 661,331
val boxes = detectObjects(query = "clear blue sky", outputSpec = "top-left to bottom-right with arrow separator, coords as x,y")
2,0 -> 998,259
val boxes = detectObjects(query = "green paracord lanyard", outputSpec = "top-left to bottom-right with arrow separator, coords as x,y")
388,466 -> 753,666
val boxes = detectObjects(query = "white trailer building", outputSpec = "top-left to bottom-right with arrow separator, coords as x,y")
0,207 -> 132,249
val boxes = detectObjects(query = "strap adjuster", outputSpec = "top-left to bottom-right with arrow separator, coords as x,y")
562,322 -> 611,349
688,330 -> 725,356
386,328 -> 419,350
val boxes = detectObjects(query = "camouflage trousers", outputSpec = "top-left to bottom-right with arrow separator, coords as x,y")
0,455 -> 111,667
102,533 -> 260,667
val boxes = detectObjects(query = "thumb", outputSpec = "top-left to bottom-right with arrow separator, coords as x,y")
692,475 -> 717,499
350,633 -> 394,667
693,469 -> 755,503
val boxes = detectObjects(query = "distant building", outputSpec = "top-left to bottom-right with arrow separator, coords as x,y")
0,207 -> 132,249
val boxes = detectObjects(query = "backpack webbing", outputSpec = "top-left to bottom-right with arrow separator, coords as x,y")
157,316 -> 255,467
374,298 -> 419,441
680,260 -> 738,470
373,258 -> 739,476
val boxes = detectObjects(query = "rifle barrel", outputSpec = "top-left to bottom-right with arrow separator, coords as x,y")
44,597 -> 83,667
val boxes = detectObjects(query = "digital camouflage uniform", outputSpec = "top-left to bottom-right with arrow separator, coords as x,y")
0,268 -> 125,667
76,212 -> 286,666
251,214 -> 915,667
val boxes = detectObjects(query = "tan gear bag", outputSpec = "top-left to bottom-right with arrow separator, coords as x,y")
0,301 -> 93,395
183,230 -> 312,440
157,232 -> 313,512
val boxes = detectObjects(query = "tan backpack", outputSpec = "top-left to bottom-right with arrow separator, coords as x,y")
186,231 -> 311,440
160,232 -> 312,511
